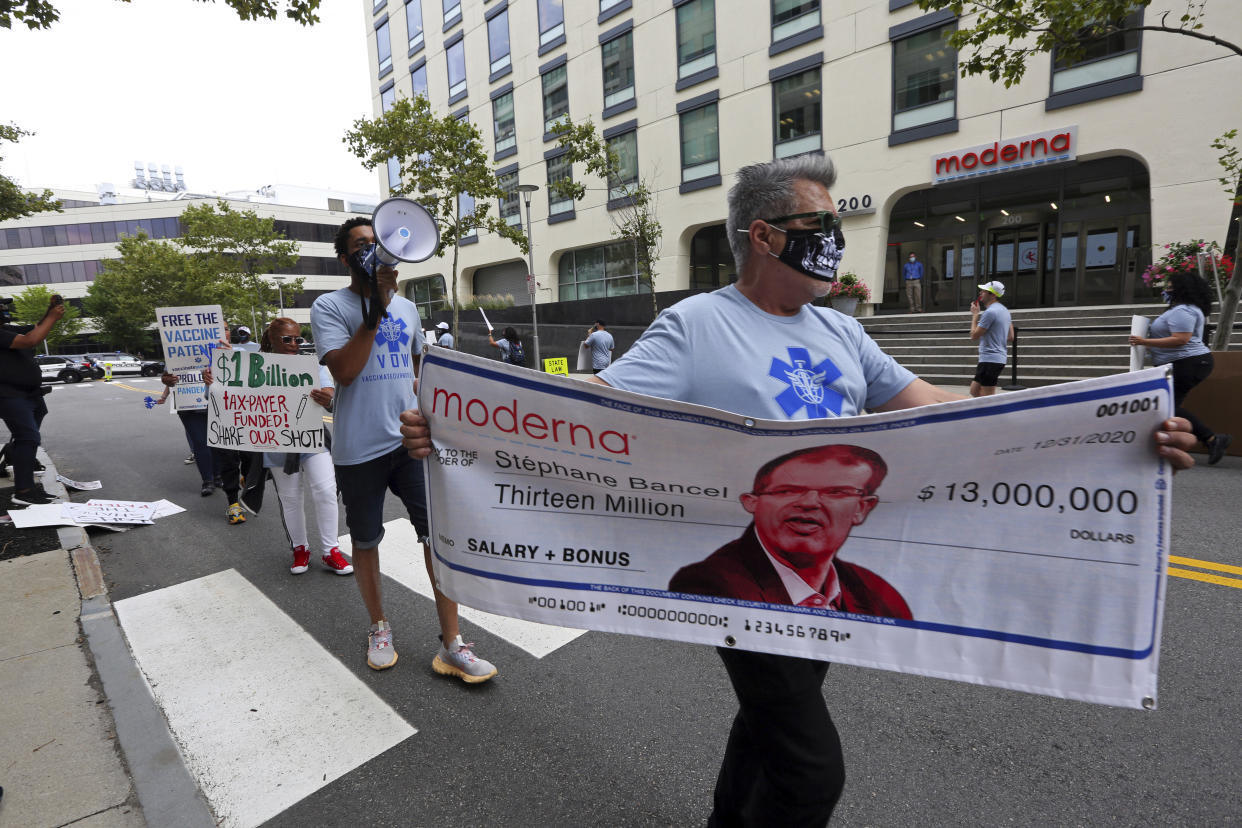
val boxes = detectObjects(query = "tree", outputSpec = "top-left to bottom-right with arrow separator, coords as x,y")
551,118 -> 664,321
917,0 -> 1241,348
344,94 -> 528,343
176,200 -> 302,332
1,0 -> 321,30
12,285 -> 81,352
1,123 -> 59,222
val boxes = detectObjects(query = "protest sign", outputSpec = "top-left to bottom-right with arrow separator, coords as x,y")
156,305 -> 226,411
206,349 -> 327,453
543,357 -> 568,375
420,350 -> 1176,709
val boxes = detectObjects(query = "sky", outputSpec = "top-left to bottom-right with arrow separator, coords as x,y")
1,0 -> 381,198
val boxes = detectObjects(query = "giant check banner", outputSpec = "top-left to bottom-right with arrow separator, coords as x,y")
156,304 -> 226,412
421,350 -> 1176,709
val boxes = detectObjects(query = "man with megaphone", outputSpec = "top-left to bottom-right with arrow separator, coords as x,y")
311,205 -> 498,682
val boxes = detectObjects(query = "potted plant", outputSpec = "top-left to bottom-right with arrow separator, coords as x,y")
1141,239 -> 1234,296
828,272 -> 871,316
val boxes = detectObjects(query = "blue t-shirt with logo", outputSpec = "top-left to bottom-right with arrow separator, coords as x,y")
585,329 -> 615,370
311,288 -> 425,465
597,285 -> 915,419
976,302 -> 1011,364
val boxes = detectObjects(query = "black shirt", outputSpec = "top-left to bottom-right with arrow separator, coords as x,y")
0,325 -> 42,397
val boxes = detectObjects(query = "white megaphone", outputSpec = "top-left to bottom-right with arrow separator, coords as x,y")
353,197 -> 440,327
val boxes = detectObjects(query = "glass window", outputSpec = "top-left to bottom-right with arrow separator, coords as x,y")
558,241 -> 644,300
893,22 -> 956,131
381,85 -> 401,190
601,32 -> 635,109
442,0 -> 460,26
680,103 -> 719,183
538,0 -> 564,48
772,0 -> 819,42
1052,12 -> 1141,93
411,62 -> 428,98
488,8 -> 511,75
446,37 -> 466,99
606,131 -> 638,201
542,64 -> 569,133
408,275 -> 449,320
406,0 -> 423,51
547,154 -> 574,216
492,91 -> 516,154
497,170 -> 521,226
773,66 -> 821,158
600,0 -> 627,12
376,19 -> 392,75
459,192 -> 476,237
677,0 -> 716,80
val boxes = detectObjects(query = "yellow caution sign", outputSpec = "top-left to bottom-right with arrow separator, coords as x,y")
543,357 -> 568,375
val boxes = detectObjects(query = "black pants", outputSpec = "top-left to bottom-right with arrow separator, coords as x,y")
1169,353 -> 1216,445
177,410 -> 214,485
0,392 -> 48,491
707,648 -> 844,828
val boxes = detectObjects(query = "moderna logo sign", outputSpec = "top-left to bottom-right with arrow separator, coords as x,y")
931,126 -> 1077,185
431,387 -> 632,456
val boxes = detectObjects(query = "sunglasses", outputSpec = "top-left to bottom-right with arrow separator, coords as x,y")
764,210 -> 843,234
279,335 -> 306,345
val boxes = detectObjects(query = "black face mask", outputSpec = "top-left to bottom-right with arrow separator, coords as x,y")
770,225 -> 846,283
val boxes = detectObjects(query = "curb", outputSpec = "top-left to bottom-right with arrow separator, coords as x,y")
45,452 -> 217,828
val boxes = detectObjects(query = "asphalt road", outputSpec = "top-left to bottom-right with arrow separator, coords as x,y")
39,376 -> 1242,827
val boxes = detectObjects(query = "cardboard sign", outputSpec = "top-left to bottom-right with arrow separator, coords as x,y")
206,349 -> 328,453
156,305 -> 226,411
543,357 -> 568,375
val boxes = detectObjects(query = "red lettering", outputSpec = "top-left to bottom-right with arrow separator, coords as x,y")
1019,140 -> 1030,158
432,388 -> 463,419
980,143 -> 998,165
935,156 -> 960,175
492,400 -> 519,434
1050,132 -> 1070,152
1000,144 -> 1018,162
567,422 -> 595,449
961,152 -> 978,169
1030,137 -> 1048,156
427,388 -> 631,455
466,398 -> 489,427
522,412 -> 548,439
599,431 -> 630,455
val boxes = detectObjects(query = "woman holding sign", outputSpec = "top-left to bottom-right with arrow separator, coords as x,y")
259,318 -> 353,575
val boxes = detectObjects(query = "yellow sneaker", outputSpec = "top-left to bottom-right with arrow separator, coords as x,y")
227,503 -> 246,525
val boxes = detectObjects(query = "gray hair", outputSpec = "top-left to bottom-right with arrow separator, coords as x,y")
726,154 -> 837,272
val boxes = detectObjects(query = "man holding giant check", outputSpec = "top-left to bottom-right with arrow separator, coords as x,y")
399,155 -> 1198,826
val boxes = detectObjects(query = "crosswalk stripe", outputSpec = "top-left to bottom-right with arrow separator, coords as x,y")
114,569 -> 416,828
339,518 -> 587,659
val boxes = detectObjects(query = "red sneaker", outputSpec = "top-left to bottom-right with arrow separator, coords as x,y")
322,547 -> 354,575
290,545 -> 311,574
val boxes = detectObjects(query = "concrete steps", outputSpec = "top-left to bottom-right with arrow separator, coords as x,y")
859,304 -> 1242,388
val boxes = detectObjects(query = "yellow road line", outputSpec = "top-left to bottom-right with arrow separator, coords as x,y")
1169,555 -> 1242,577
111,382 -> 152,394
1168,567 -> 1242,589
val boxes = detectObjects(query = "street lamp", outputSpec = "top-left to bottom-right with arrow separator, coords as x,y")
515,183 -> 541,367
271,276 -> 286,315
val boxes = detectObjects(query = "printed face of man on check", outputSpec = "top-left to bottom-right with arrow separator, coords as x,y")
668,445 -> 913,619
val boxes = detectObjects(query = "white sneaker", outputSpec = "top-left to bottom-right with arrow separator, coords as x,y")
367,621 -> 397,670
432,635 -> 497,684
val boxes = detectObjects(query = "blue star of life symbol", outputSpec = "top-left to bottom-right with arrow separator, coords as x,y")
769,347 -> 844,418
374,314 -> 411,353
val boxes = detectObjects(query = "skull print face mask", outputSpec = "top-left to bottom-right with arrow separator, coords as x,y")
769,224 -> 846,283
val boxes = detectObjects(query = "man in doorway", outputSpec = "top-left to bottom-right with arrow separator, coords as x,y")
969,280 -> 1014,397
903,251 -> 924,313
312,215 -> 496,681
581,319 -> 615,374
669,444 -> 910,619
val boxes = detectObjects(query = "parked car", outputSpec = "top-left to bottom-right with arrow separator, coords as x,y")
140,359 -> 165,376
36,355 -> 91,384
82,352 -> 143,375
79,356 -> 106,379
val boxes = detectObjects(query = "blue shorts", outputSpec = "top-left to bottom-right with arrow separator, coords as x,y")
334,446 -> 428,548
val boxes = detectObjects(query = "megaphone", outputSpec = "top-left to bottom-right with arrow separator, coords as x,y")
351,197 -> 440,328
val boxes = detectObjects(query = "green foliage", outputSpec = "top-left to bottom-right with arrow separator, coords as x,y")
827,272 -> 872,301
550,118 -> 664,319
11,285 -> 81,351
344,93 -> 528,341
0,123 -> 60,221
1,0 -> 320,30
462,293 -> 516,310
1211,129 -> 1241,205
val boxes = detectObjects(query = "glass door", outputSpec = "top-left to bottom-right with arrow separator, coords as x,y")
1080,221 -> 1123,304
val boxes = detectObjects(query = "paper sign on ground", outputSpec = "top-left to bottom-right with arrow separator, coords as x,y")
157,305 -> 226,412
419,349 -> 1175,709
55,474 -> 102,490
65,500 -> 157,525
206,349 -> 327,453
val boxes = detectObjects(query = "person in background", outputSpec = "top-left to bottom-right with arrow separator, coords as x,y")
488,326 -> 526,366
258,318 -> 352,575
903,251 -> 924,313
0,294 -> 65,505
233,325 -> 260,352
1129,271 -> 1233,465
434,321 -> 454,349
159,371 -> 216,497
581,320 -> 615,374
969,280 -> 1014,398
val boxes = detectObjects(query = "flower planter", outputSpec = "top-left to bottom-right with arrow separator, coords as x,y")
830,297 -> 859,316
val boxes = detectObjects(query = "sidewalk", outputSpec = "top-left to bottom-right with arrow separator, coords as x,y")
0,453 -> 212,828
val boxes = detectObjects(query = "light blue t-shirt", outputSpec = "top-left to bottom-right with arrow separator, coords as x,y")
598,285 -> 916,419
437,332 -> 454,348
311,288 -> 425,465
1147,304 -> 1210,366
976,302 -> 1012,364
585,329 -> 615,370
